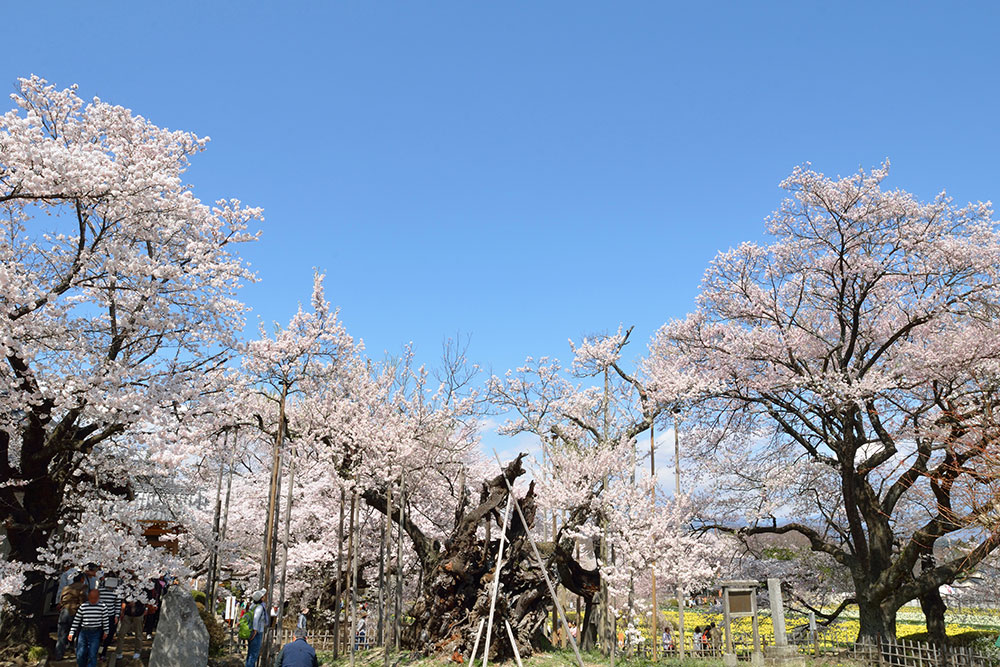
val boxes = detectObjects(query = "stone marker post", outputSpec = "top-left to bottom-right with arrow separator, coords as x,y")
767,579 -> 788,647
149,584 -> 209,667
763,578 -> 803,667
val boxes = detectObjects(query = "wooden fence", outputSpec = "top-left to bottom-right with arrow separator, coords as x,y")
622,634 -> 998,666
276,628 -> 369,654
850,638 -> 996,667
273,626 -> 997,667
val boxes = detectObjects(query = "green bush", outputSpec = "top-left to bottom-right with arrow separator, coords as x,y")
196,601 -> 227,657
27,646 -> 46,661
192,589 -> 208,605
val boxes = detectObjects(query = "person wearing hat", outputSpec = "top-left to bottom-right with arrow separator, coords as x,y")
276,627 -> 318,667
245,589 -> 270,667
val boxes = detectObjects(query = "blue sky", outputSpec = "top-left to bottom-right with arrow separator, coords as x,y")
5,2 -> 1000,444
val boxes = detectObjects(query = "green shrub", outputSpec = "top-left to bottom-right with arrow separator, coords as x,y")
196,601 -> 227,657
192,589 -> 208,605
27,646 -> 46,661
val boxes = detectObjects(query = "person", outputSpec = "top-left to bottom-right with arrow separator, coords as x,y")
57,564 -> 81,597
68,588 -> 109,667
144,576 -> 165,639
355,613 -> 367,650
709,622 -> 721,655
276,627 -> 319,667
245,589 -> 269,667
297,607 -> 308,633
692,626 -> 703,653
83,563 -> 100,591
119,596 -> 146,660
55,573 -> 89,660
551,622 -> 565,648
662,626 -> 673,652
97,572 -> 122,659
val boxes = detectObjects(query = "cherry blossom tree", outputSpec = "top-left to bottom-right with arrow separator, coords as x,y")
646,162 -> 1000,641
490,328 -> 725,652
238,273 -> 608,661
0,76 -> 260,643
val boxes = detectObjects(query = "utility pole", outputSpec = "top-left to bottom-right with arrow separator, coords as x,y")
379,483 -> 390,651
395,474 -> 405,652
275,444 -> 297,645
348,491 -> 357,667
334,488 -> 345,659
260,383 -> 288,664
552,507 -> 558,644
218,436 -> 235,585
674,410 -> 685,659
626,436 -> 637,657
209,461 -> 235,612
261,384 -> 289,588
206,430 -> 227,605
650,423 -> 658,661
600,367 -> 614,666
383,482 -> 393,667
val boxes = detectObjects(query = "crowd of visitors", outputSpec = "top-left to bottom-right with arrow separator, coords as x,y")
237,588 -> 321,667
52,563 -> 167,667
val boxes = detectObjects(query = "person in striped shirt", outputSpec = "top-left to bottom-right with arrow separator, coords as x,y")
97,573 -> 122,659
68,588 -> 109,667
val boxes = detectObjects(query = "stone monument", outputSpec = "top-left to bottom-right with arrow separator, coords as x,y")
764,578 -> 805,667
149,583 -> 210,667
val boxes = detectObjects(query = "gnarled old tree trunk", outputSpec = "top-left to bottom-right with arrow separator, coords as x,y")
363,454 -> 598,661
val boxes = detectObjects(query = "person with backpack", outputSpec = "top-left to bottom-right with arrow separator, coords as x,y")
709,622 -> 722,655
55,573 -> 88,660
118,596 -> 146,660
241,589 -> 269,667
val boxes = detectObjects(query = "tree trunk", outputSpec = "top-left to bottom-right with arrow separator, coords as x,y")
383,455 -> 597,661
0,434 -> 64,646
0,567 -> 49,646
856,596 -> 897,642
580,599 -> 597,650
919,588 -> 947,644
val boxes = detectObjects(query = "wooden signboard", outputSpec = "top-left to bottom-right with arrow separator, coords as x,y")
729,590 -> 753,615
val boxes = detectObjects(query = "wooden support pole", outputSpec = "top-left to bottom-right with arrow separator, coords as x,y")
505,619 -> 524,667
467,618 -> 486,667
493,453 -> 585,667
482,497 -> 512,667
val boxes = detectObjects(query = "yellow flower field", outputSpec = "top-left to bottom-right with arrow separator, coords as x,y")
643,610 -> 990,648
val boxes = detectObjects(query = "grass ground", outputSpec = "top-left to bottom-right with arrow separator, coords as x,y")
314,648 -> 727,667
312,648 -> 883,667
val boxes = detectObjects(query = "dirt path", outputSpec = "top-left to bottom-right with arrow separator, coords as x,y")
48,631 -> 155,667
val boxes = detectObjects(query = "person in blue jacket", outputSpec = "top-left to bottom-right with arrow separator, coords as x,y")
277,627 -> 319,667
